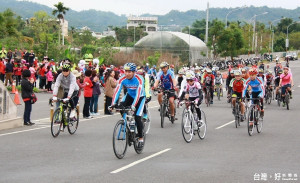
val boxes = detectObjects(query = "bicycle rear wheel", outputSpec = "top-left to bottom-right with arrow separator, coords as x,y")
217,87 -> 221,101
51,108 -> 63,137
112,120 -> 128,159
234,103 -> 240,128
160,104 -> 166,128
247,106 -> 255,136
267,92 -> 272,104
68,108 -> 79,135
181,109 -> 193,143
277,93 -> 281,107
197,110 -> 207,140
256,115 -> 263,133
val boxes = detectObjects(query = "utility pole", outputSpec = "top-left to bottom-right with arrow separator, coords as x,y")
205,2 -> 209,58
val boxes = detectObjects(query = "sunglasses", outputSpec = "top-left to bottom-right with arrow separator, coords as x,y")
187,79 -> 194,82
62,69 -> 69,72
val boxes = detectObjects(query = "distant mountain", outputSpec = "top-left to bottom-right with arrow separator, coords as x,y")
0,0 -> 299,31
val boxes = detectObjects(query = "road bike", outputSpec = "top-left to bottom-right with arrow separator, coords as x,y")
246,98 -> 263,136
233,96 -> 245,128
143,102 -> 151,134
49,98 -> 79,138
265,86 -> 273,104
180,100 -> 207,143
111,105 -> 146,159
204,86 -> 212,107
160,89 -> 176,128
282,87 -> 291,110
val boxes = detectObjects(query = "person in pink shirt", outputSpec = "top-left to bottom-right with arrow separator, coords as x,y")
279,67 -> 294,104
46,66 -> 54,92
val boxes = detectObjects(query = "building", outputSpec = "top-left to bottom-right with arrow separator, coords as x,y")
127,16 -> 158,32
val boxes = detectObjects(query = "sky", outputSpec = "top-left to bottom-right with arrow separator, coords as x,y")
20,0 -> 300,15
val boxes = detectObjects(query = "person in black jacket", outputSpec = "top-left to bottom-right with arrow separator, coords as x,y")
21,69 -> 35,126
5,61 -> 13,86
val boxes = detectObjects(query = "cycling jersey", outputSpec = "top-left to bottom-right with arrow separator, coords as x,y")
184,82 -> 202,98
203,74 -> 215,86
148,68 -> 157,77
280,73 -> 292,86
112,74 -> 145,107
53,72 -> 79,98
230,78 -> 245,93
215,75 -> 223,85
156,69 -> 175,90
243,77 -> 264,98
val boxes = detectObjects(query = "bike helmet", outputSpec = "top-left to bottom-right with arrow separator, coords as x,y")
206,68 -> 212,73
230,70 -> 234,74
278,69 -> 283,74
185,70 -> 195,80
234,70 -> 241,76
124,63 -> 136,71
160,61 -> 169,68
241,68 -> 246,72
249,69 -> 257,75
178,68 -> 185,75
267,70 -> 272,74
62,64 -> 71,71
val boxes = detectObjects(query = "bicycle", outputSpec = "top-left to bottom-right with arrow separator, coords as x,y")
143,102 -> 151,134
160,89 -> 176,128
111,105 -> 146,159
180,100 -> 207,143
204,86 -> 212,107
282,87 -> 290,110
49,98 -> 79,138
233,96 -> 245,128
276,88 -> 281,107
246,98 -> 263,136
265,86 -> 273,105
215,84 -> 223,101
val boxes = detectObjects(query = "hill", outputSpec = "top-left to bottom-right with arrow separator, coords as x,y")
0,0 -> 299,31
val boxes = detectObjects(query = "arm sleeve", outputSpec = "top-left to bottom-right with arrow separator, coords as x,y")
53,74 -> 62,96
67,74 -> 78,98
178,79 -> 187,97
145,74 -> 151,98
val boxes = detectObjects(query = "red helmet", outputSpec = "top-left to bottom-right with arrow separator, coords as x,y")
170,64 -> 174,68
249,69 -> 257,75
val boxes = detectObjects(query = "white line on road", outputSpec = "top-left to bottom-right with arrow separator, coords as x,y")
0,126 -> 49,137
110,148 -> 171,174
215,120 -> 235,130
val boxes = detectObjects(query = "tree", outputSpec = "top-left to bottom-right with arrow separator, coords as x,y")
218,23 -> 244,60
207,19 -> 225,58
52,2 -> 69,45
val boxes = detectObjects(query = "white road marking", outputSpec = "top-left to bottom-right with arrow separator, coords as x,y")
215,120 -> 235,129
0,126 -> 49,137
298,85 -> 300,88
110,148 -> 171,174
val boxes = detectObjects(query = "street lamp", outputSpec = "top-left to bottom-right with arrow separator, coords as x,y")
250,12 -> 268,54
286,21 -> 300,53
225,5 -> 247,29
269,17 -> 286,54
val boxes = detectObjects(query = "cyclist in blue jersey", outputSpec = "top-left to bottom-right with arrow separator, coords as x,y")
243,69 -> 265,126
110,63 -> 146,148
153,61 -> 177,122
148,65 -> 157,86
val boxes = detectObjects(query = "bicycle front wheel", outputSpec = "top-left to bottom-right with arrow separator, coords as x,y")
247,106 -> 255,136
197,110 -> 207,140
181,109 -> 193,143
285,94 -> 290,110
112,120 -> 128,159
134,131 -> 146,154
51,108 -> 63,137
68,108 -> 79,135
160,104 -> 166,128
217,87 -> 221,101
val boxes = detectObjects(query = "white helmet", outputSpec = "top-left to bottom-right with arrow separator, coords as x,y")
178,68 -> 185,75
185,70 -> 195,80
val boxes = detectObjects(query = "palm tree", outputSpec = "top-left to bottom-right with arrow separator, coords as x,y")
52,2 -> 69,45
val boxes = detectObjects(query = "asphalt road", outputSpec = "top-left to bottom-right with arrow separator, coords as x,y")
1,61 -> 300,183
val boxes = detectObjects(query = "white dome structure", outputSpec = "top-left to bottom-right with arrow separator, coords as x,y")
135,31 -> 208,64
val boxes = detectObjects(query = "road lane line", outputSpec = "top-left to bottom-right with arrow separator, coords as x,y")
110,148 -> 171,174
0,126 -> 49,137
215,120 -> 235,129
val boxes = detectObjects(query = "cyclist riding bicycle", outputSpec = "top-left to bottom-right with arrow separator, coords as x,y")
176,68 -> 185,94
148,65 -> 157,86
52,63 -> 79,119
214,71 -> 223,95
230,70 -> 246,121
243,69 -> 265,126
266,70 -> 274,92
274,69 -> 283,100
202,68 -> 215,104
226,70 -> 235,100
136,69 -> 152,120
110,63 -> 146,149
179,70 -> 203,123
241,68 -> 249,80
153,61 -> 177,122
279,67 -> 294,107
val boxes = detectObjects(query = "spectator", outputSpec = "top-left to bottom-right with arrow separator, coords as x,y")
90,70 -> 101,115
104,69 -> 117,115
5,60 -> 13,86
38,64 -> 47,90
46,66 -> 54,92
83,69 -> 93,119
7,49 -> 13,60
0,47 -> 7,58
72,70 -> 84,104
29,64 -> 36,87
23,49 -> 29,63
0,58 -> 5,82
21,69 -> 35,126
28,50 -> 35,66
13,63 -> 22,86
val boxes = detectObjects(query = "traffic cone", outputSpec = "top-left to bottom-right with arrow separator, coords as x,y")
11,82 -> 16,94
14,89 -> 21,105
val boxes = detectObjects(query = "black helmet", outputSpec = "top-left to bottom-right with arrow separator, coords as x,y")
22,69 -> 31,78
